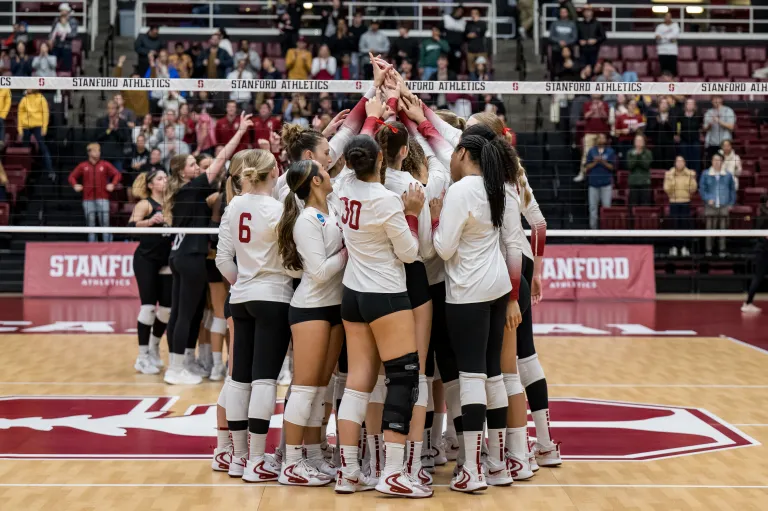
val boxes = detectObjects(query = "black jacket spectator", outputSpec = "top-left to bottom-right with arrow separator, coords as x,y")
577,8 -> 606,68
390,27 -> 420,68
349,14 -> 367,51
678,111 -> 702,144
465,18 -> 487,54
197,40 -> 233,79
328,23 -> 357,59
134,26 -> 163,76
95,116 -> 131,169
646,102 -> 677,169
11,52 -> 32,76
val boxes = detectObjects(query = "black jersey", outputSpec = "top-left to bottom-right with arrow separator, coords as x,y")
170,173 -> 216,258
134,197 -> 173,264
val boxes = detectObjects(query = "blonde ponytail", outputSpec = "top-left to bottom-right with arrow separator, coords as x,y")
132,172 -> 150,200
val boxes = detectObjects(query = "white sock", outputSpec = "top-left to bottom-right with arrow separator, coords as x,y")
184,348 -> 195,363
169,353 -> 184,370
462,431 -> 483,472
213,352 -> 223,366
457,431 -> 466,466
405,440 -> 423,474
149,334 -> 161,350
433,412 -> 445,443
446,416 -> 457,440
487,427 -> 505,464
217,428 -> 231,450
366,434 -> 382,474
305,443 -> 322,461
506,426 -> 527,460
199,343 -> 212,361
532,409 -> 552,446
285,443 -> 303,464
139,345 -> 149,355
383,442 -> 405,475
249,432 -> 267,460
339,445 -> 358,475
232,430 -> 248,458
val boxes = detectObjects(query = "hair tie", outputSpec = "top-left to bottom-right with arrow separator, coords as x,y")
375,119 -> 398,134
503,127 -> 512,135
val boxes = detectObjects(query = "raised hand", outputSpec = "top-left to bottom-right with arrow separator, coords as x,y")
323,109 -> 350,137
365,95 -> 386,119
370,51 -> 392,88
400,95 -> 426,124
237,112 -> 254,133
403,183 -> 426,216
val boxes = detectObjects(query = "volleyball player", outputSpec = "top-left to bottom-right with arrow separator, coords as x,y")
205,165 -> 230,381
164,112 -> 252,385
128,169 -> 172,374
333,134 -> 431,498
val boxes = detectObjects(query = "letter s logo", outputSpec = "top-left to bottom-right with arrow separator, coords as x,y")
669,83 -> 675,92
38,78 -> 45,88
197,80 -> 204,88
355,81 -> 362,90
512,82 -> 519,91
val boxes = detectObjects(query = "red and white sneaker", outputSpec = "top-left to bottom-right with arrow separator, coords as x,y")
408,465 -> 433,486
534,441 -> 562,467
375,469 -> 433,498
242,455 -> 280,483
450,465 -> 487,493
433,440 -> 448,466
278,459 -> 332,487
421,449 -> 435,474
228,456 -> 246,478
306,457 -> 337,478
528,439 -> 539,472
334,469 -> 378,494
320,441 -> 334,462
484,458 -> 514,487
211,446 -> 232,472
443,433 -> 459,461
506,451 -> 534,481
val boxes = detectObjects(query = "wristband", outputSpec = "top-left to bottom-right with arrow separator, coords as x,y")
431,218 -> 440,232
386,97 -> 399,113
405,214 -> 418,238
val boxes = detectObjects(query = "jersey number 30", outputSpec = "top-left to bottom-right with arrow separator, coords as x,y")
238,212 -> 252,242
340,198 -> 361,230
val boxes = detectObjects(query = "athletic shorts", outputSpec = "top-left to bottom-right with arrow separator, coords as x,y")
206,259 -> 223,283
404,261 -> 431,309
223,293 -> 232,320
341,286 -> 411,324
289,304 -> 342,327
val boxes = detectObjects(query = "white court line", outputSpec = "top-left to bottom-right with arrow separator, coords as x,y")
720,335 -> 768,356
1,381 -> 768,388
0,483 -> 766,490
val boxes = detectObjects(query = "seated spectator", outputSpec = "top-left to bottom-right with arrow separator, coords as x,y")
549,7 -> 578,72
470,56 -> 492,81
577,6 -> 605,69
664,155 -> 697,256
329,20 -> 356,63
228,57 -> 255,110
134,113 -> 158,146
114,93 -> 136,128
434,54 -> 457,108
215,101 -> 250,153
32,42 -> 57,77
145,49 -> 180,113
3,22 -> 29,49
178,103 -> 195,147
390,24 -> 419,69
614,98 -> 645,164
554,46 -> 582,81
359,20 -> 390,79
313,112 -> 333,133
703,95 -> 735,162
199,33 -> 233,79
157,124 -> 190,170
721,139 -> 742,189
283,93 -> 312,124
420,26 -> 450,80
192,105 -> 217,156
158,91 -> 186,122
286,36 -> 313,80
586,133 -> 616,229
646,97 -> 676,169
134,25 -> 161,76
575,94 -> 609,182
700,152 -> 736,256
234,40 -> 261,74
95,100 -> 130,171
595,60 -> 622,106
311,44 -> 337,80
314,93 -> 335,117
252,102 -> 282,142
11,42 -> 32,77
676,98 -> 702,175
0,87 -> 9,150
17,89 -> 53,178
127,133 -> 150,188
215,28 -> 234,57
68,142 -> 121,242
261,57 -> 283,80
168,42 -> 193,79
139,147 -> 164,175
443,6 -> 466,70
337,53 -> 353,79
655,12 -> 679,76
150,109 -> 185,148
49,3 -> 77,72
465,7 -> 488,74
399,58 -> 416,81
114,55 -> 149,119
627,134 -> 653,207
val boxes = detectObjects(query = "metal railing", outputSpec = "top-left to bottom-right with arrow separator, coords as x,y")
0,1 -> 100,52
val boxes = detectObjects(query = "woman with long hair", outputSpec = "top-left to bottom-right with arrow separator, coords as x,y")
128,169 -> 172,374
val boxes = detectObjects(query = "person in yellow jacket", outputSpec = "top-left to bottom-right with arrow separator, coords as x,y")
0,88 -> 9,150
285,36 -> 312,80
17,89 -> 54,176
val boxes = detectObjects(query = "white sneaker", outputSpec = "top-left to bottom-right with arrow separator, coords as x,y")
534,441 -> 562,467
450,464 -> 487,493
209,363 -> 227,381
484,458 -> 514,487
669,246 -> 679,257
198,356 -> 213,375
506,452 -> 534,481
320,441 -> 334,462
422,450 -> 435,474
443,434 -> 459,461
335,468 -> 378,494
228,456 -> 246,478
528,439 -> 539,472
211,446 -> 232,472
433,440 -> 448,466
681,246 -> 690,257
148,347 -> 164,368
742,303 -> 762,314
306,456 -> 337,478
279,459 -> 333,486
134,355 -> 160,375
413,466 -> 432,486
163,367 -> 203,385
376,469 -> 433,498
573,174 -> 585,183
184,358 -> 210,378
242,454 -> 280,483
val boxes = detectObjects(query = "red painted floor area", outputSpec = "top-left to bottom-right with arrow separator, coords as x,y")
0,297 -> 766,349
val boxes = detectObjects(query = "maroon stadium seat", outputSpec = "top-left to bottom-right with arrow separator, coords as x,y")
621,45 -> 644,61
720,47 -> 743,62
745,47 -> 767,62
616,170 -> 629,191
677,61 -> 700,78
696,47 -> 719,61
0,202 -> 8,226
754,173 -> 768,188
598,45 -> 619,61
678,46 -> 694,60
632,206 -> 661,230
743,187 -> 768,208
600,206 -> 629,230
703,61 -> 726,79
727,62 -> 750,78
624,61 -> 649,75
4,147 -> 32,172
645,45 -> 657,60
730,205 -> 754,229
739,169 -> 755,188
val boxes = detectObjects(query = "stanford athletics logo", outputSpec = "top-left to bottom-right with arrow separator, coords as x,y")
0,396 -> 756,460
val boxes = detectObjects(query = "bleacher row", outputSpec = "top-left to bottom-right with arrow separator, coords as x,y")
4,37 -> 85,76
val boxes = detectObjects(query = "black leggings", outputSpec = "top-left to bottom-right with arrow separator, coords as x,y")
133,254 -> 172,307
230,300 -> 292,384
167,254 -> 208,356
747,241 -> 768,305
431,283 -> 458,383
517,256 -> 536,359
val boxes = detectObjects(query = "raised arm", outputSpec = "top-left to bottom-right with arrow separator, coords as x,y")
294,215 -> 347,283
215,205 -> 238,284
206,112 -> 253,184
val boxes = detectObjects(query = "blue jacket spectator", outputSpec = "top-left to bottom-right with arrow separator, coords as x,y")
586,143 -> 616,188
699,163 -> 736,208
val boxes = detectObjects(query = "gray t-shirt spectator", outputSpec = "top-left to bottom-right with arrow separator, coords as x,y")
157,139 -> 191,169
595,69 -> 622,104
32,54 -> 57,77
549,20 -> 578,47
704,106 -> 735,147
359,29 -> 390,55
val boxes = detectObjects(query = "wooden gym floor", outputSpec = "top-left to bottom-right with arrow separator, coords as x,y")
0,297 -> 767,510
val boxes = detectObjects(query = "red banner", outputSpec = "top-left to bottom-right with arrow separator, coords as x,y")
540,245 -> 656,301
24,242 -> 140,298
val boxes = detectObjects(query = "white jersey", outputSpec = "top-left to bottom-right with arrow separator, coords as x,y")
511,178 -> 546,262
383,167 -> 435,262
291,205 -> 347,308
501,183 -> 524,298
216,193 -> 298,304
433,175 -> 511,304
337,178 -> 419,293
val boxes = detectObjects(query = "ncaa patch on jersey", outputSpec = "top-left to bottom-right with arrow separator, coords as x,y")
316,213 -> 326,226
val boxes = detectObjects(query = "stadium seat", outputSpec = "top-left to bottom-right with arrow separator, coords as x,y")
678,46 -> 694,60
696,47 -> 719,61
745,47 -> 767,62
703,62 -> 726,79
653,188 -> 669,206
730,205 -> 754,229
739,169 -> 755,188
621,45 -> 644,61
743,187 -> 768,208
754,173 -> 768,188
632,206 -> 661,230
727,62 -> 750,78
0,202 -> 8,226
4,147 -> 32,172
624,61 -> 649,75
720,47 -> 744,62
645,45 -> 657,60
600,206 -> 629,230
599,45 -> 619,61
678,61 -> 700,78
616,170 -> 629,191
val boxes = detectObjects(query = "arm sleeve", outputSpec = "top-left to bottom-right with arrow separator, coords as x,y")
423,105 -> 462,148
501,197 -> 523,301
380,196 -> 420,264
294,215 -> 346,283
328,86 -> 376,166
433,185 -> 468,261
416,119 -> 454,170
215,206 -> 238,284
520,182 -> 547,257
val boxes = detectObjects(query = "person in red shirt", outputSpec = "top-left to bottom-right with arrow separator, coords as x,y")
614,98 -> 646,166
68,142 -> 122,242
214,101 -> 250,153
251,102 -> 282,146
575,94 -> 610,182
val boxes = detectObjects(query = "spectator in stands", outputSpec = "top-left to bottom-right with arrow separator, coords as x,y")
553,46 -> 581,81
614,98 -> 645,164
11,41 -> 32,77
664,155 -> 697,256
150,109 -> 184,148
559,0 -> 578,20
140,147 -> 164,175
577,6 -> 605,69
215,28 -> 234,57
228,57 -> 255,110
320,0 -> 344,40
49,3 -> 77,72
420,26 -> 450,80
114,55 -> 149,118
434,54 -> 457,108
314,93 -> 335,116
399,58 -> 416,81
234,40 -> 261,74
465,8 -> 488,74
337,53 -> 353,79
721,139 -> 742,189
178,103 -> 195,148
4,22 -> 29,48
647,97 -> 676,169
17,90 -> 53,178
158,91 -> 186,121
114,93 -> 136,128
145,50 -> 180,114
575,94 -> 609,183
312,44 -> 337,80
329,20 -> 356,62
349,11 -> 366,77
390,24 -> 419,69
655,12 -> 679,76
134,25 -> 162,76
199,33 -> 233,79
627,134 -> 653,208
68,143 -> 121,242
157,124 -> 190,170
283,93 -> 312,125
476,93 -> 507,119
261,57 -> 282,80
549,7 -> 578,73
676,98 -> 702,175
359,20 -> 390,78
95,100 -> 130,172
131,134 -> 150,179
278,0 -> 304,54
134,113 -> 158,145
192,105 -> 217,156
0,50 -> 10,74
189,44 -> 205,78
32,41 -> 57,78
442,6 -> 466,71
700,152 -> 736,256
169,42 -> 193,79
704,96 -> 735,162
586,133 -> 616,229
286,36 -> 312,80
215,101 -> 249,153
470,56 -> 492,81
595,60 -> 622,106
0,88 -> 9,150
252,102 -> 282,142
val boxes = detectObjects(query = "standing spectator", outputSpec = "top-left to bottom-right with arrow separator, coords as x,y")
337,53 -> 353,79
646,97 -> 676,169
192,105 -> 217,156
189,44 -> 205,78
252,102 -> 282,143
614,98 -> 645,164
575,94 -> 609,182
577,6 -> 605,69
168,42 -> 193,79
0,88 -> 9,150
158,91 -> 186,119
676,98 -> 702,175
434,53 -> 458,108
32,41 -> 57,77
198,33 -> 233,79
131,134 -> 150,180
594,60 -> 622,106
227,57 -> 255,110
68,143 -> 121,242
320,0 -> 344,40
49,2 -> 78,72
150,109 -> 184,148
465,8 -> 488,73
215,101 -> 250,153
627,134 -> 653,207
11,42 -> 32,77
721,139 -> 742,189
470,56 -> 492,81
140,148 -> 164,175
420,26 -> 450,80
700,152 -> 736,256
3,23 -> 29,48
349,11 -> 366,77
234,40 -> 261,74
114,93 -> 136,128
442,6 -> 466,71
664,155 -> 697,256
95,100 -> 130,172
549,7 -> 578,72
311,44 -> 337,80
390,24 -> 420,69
215,28 -> 234,57
655,12 -> 679,76
134,25 -> 162,76
329,20 -> 356,62
256,58 -> 283,108
17,90 -> 53,178
145,49 -> 180,114
114,55 -> 149,119
156,124 -> 190,169
359,20 -> 390,79
703,95 -> 735,162
279,0 -> 304,54
134,113 -> 158,146
586,133 -> 616,229
286,36 -> 312,80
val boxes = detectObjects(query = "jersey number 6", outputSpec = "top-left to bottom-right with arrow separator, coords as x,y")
238,212 -> 252,242
340,198 -> 361,230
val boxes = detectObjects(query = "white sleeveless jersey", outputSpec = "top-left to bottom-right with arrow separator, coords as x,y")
383,167 -> 435,262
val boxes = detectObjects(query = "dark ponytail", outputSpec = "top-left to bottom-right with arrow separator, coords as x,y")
375,121 -> 409,169
344,135 -> 381,181
277,160 -> 321,272
456,134 -> 507,229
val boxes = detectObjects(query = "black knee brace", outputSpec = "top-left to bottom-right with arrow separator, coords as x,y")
382,351 -> 420,435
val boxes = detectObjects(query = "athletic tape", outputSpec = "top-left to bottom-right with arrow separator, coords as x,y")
137,305 -> 155,326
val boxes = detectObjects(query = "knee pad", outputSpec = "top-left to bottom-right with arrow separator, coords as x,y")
225,379 -> 251,422
518,354 -> 546,388
486,375 -> 507,410
415,374 -> 429,408
248,379 -> 277,423
155,306 -> 171,324
337,389 -> 370,425
426,377 -> 434,413
444,379 -> 461,421
382,351 -> 420,435
137,305 -> 156,326
203,309 -> 214,330
283,385 -> 317,427
217,378 -> 229,408
503,373 -> 524,397
458,372 -> 487,407
370,374 -> 387,404
210,316 -> 227,335
308,386 -> 326,427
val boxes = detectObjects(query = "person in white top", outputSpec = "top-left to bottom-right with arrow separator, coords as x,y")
311,43 -> 338,79
430,130 -> 516,492
655,12 -> 680,77
216,149 -> 298,484
334,134 -> 432,498
275,159 -> 348,486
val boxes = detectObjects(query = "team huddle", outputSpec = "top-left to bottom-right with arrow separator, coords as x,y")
128,54 -> 558,498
